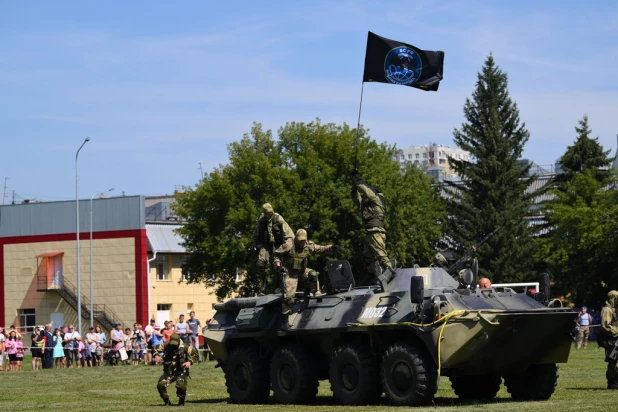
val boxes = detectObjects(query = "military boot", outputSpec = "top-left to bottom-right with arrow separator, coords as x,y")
163,399 -> 172,406
178,397 -> 185,406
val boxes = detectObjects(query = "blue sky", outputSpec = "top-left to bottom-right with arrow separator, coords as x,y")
1,1 -> 617,202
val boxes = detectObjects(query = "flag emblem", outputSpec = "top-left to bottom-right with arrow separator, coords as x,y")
384,47 -> 422,85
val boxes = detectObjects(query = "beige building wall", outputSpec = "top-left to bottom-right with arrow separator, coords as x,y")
149,254 -> 222,328
3,237 -> 137,337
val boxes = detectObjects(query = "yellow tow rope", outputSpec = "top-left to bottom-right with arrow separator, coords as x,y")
349,309 -> 468,376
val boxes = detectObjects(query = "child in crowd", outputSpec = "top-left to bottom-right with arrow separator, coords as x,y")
131,336 -> 141,366
77,340 -> 86,368
123,328 -> 133,365
15,335 -> 24,371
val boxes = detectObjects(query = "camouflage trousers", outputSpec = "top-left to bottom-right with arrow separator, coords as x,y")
157,372 -> 189,402
577,326 -> 590,348
256,244 -> 275,271
605,346 -> 618,388
363,231 -> 391,269
283,268 -> 319,313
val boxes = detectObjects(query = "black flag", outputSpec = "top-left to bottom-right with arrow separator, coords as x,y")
363,31 -> 444,92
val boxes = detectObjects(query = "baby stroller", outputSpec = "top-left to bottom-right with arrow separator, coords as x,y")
105,342 -> 125,366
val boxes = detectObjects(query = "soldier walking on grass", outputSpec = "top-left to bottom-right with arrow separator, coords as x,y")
600,290 -> 618,390
156,333 -> 199,406
252,203 -> 294,292
350,170 -> 394,279
274,229 -> 340,314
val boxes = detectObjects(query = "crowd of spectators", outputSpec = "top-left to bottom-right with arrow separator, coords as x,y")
0,311 -> 209,371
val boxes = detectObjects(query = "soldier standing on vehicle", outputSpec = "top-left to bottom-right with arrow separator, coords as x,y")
252,203 -> 294,292
600,290 -> 618,390
274,229 -> 340,315
350,171 -> 393,277
156,333 -> 199,406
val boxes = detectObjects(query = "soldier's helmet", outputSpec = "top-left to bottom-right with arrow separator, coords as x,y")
296,229 -> 307,241
262,203 -> 274,214
607,290 -> 618,308
169,333 -> 181,347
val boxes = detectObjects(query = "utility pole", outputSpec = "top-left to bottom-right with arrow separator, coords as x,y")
198,162 -> 204,179
12,190 -> 15,205
2,177 -> 7,205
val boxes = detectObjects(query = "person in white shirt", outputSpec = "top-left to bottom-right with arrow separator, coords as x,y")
85,326 -> 100,367
144,319 -> 155,364
63,324 -> 82,368
110,323 -> 125,365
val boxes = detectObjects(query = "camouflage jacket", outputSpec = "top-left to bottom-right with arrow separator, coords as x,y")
252,213 -> 294,248
601,294 -> 618,341
274,241 -> 333,276
155,341 -> 199,376
351,175 -> 386,232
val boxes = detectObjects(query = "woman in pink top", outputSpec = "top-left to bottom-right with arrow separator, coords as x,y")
5,331 -> 17,372
15,335 -> 24,371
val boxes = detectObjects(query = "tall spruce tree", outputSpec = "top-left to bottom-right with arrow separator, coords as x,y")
556,115 -> 612,185
445,54 -> 536,283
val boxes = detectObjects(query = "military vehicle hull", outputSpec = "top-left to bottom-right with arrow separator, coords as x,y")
204,262 -> 577,406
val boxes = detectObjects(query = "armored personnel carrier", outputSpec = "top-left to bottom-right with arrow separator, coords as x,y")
204,260 -> 577,406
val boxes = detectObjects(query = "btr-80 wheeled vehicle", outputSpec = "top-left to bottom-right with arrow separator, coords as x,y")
204,259 -> 577,406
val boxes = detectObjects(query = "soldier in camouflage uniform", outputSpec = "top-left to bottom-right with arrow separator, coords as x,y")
600,290 -> 618,389
156,333 -> 199,406
252,203 -> 294,291
274,229 -> 340,314
350,171 -> 393,277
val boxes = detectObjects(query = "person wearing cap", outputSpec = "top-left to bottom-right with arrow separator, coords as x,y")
600,291 -> 618,389
156,333 -> 199,406
252,202 -> 294,292
274,228 -> 340,315
350,171 -> 393,279
576,306 -> 593,349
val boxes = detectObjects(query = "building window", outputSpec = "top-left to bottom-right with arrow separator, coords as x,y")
19,309 -> 36,333
415,153 -> 419,159
407,154 -> 412,160
414,160 -> 419,165
400,155 -> 405,161
423,153 -> 427,158
156,257 -> 169,281
157,304 -> 171,311
181,270 -> 191,281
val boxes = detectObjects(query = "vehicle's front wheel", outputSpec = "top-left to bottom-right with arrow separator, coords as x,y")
329,343 -> 381,405
504,364 -> 558,401
270,344 -> 319,404
381,341 -> 437,406
450,374 -> 502,400
224,344 -> 270,404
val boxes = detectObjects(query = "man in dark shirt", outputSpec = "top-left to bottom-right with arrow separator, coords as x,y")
43,324 -> 54,369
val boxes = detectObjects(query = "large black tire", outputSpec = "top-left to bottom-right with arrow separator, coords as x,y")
224,345 -> 271,404
504,364 -> 558,401
270,344 -> 319,404
380,342 -> 438,406
450,374 -> 502,400
329,343 -> 382,405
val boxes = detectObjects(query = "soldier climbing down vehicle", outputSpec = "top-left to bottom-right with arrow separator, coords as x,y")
274,228 -> 340,314
251,203 -> 294,292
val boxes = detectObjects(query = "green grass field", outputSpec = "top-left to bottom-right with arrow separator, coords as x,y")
0,346 -> 613,411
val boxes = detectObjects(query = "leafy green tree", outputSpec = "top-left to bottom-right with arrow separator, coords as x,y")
535,170 -> 618,308
444,54 -> 537,283
173,120 -> 446,299
556,116 -> 612,185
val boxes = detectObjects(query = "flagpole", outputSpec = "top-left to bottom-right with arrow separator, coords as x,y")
354,81 -> 365,171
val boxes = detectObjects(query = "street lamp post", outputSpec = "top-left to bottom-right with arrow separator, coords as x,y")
89,188 -> 114,328
76,137 -> 90,335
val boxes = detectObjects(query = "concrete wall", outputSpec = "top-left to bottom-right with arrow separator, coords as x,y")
3,237 -> 138,337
